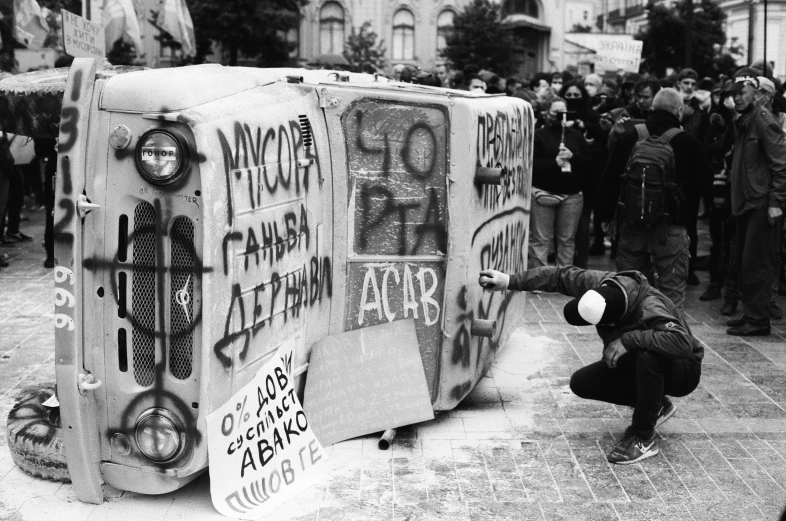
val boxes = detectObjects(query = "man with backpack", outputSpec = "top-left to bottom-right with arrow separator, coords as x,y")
597,88 -> 706,310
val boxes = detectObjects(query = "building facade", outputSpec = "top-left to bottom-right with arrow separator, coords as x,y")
722,0 -> 786,78
297,0 -> 565,78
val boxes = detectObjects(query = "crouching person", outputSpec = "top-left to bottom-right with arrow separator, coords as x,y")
479,266 -> 703,464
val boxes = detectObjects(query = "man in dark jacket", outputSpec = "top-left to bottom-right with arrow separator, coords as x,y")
479,265 -> 703,465
597,88 -> 707,310
725,70 -> 786,336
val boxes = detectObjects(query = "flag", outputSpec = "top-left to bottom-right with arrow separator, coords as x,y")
156,0 -> 195,58
14,0 -> 50,50
102,0 -> 142,53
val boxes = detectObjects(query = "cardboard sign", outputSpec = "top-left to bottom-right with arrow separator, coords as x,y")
206,352 -> 329,519
595,38 -> 643,73
62,10 -> 105,60
303,319 -> 434,447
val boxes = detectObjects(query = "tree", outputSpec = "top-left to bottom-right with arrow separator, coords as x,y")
187,0 -> 306,67
637,0 -> 727,77
440,0 -> 522,77
343,21 -> 386,74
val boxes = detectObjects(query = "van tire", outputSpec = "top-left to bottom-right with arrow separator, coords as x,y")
6,386 -> 70,482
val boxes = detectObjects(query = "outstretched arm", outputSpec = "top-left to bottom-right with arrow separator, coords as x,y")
479,266 -> 614,298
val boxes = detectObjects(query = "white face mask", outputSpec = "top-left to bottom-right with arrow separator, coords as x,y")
723,97 -> 735,110
585,85 -> 598,98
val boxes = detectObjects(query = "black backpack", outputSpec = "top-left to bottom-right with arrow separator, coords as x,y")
619,125 -> 683,227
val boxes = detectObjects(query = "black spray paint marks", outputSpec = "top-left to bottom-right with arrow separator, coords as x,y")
214,256 -> 333,368
476,107 -> 528,210
217,119 -> 320,226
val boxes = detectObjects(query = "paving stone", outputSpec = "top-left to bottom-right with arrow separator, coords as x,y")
685,501 -> 767,521
540,501 -> 618,521
613,502 -> 692,520
467,501 -> 543,521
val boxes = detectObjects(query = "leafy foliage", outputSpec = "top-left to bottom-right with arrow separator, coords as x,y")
440,0 -> 522,77
186,0 -> 306,66
637,0 -> 728,77
343,21 -> 386,74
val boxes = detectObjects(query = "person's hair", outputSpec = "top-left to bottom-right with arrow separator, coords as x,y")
652,88 -> 684,115
451,71 -> 464,88
551,72 -> 563,82
634,76 -> 661,97
601,80 -> 619,95
488,74 -> 500,86
506,76 -> 521,89
660,75 -> 677,89
583,73 -> 602,88
542,96 -> 566,112
558,80 -> 590,110
463,64 -> 480,81
677,68 -> 698,81
529,72 -> 550,90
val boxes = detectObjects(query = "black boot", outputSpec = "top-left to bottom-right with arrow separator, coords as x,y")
699,283 -> 722,301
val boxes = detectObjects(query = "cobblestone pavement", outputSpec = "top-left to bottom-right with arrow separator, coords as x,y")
1,211 -> 786,520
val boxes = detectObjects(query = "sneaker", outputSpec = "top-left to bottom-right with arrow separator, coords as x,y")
6,231 -> 32,242
656,397 -> 676,428
607,427 -> 659,465
770,301 -> 783,320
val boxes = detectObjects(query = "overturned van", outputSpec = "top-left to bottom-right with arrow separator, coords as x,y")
0,60 -> 533,503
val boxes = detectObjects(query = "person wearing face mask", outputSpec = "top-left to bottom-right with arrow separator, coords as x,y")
468,75 -> 487,96
479,264 -> 703,465
529,97 -> 593,269
558,80 -> 606,268
608,76 -> 662,153
722,69 -> 786,336
583,73 -> 602,99
596,88 -> 706,310
700,86 -> 739,309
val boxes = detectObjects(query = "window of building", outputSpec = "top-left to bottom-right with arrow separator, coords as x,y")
583,10 -> 588,21
502,0 -> 539,18
320,2 -> 345,54
277,26 -> 300,59
392,9 -> 415,60
436,10 -> 454,53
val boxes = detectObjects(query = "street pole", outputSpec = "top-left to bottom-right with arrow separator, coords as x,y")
748,0 -> 755,64
764,0 -> 768,77
685,0 -> 693,68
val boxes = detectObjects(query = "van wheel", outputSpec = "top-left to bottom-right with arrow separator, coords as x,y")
6,386 -> 70,482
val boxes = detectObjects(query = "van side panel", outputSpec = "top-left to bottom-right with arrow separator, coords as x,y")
437,97 -> 534,410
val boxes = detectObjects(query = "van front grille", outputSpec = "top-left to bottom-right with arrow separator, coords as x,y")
169,217 -> 194,380
132,202 -> 156,387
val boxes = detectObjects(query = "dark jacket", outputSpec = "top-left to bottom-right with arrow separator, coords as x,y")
730,106 -> 786,216
596,109 -> 706,224
532,125 -> 593,195
508,266 -> 704,362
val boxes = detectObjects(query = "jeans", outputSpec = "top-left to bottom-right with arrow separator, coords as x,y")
734,207 -> 783,327
616,222 -> 690,310
528,192 -> 583,268
570,350 -> 701,439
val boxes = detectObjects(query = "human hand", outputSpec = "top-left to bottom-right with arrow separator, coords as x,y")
768,207 -> 783,225
564,120 -> 576,128
557,145 -> 573,160
479,270 -> 510,292
603,338 -> 627,369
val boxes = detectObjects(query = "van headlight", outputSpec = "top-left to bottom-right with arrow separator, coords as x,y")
135,130 -> 188,186
135,408 -> 184,462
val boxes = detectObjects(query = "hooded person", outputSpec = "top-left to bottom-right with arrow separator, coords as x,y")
479,265 -> 703,465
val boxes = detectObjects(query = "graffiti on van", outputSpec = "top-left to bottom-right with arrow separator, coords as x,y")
449,106 -> 531,400
476,106 -> 528,211
214,115 -> 331,369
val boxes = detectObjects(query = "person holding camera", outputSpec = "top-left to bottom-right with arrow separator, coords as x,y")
478,265 -> 703,465
528,96 -> 593,269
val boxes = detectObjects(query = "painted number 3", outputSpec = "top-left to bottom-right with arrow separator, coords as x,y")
54,267 -> 76,331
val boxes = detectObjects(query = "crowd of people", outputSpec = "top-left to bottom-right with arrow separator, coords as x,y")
430,60 -> 786,337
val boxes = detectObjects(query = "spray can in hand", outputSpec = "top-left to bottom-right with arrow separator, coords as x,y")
558,112 -> 572,173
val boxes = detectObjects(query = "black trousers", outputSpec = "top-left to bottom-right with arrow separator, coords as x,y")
735,207 -> 783,326
570,350 -> 701,439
